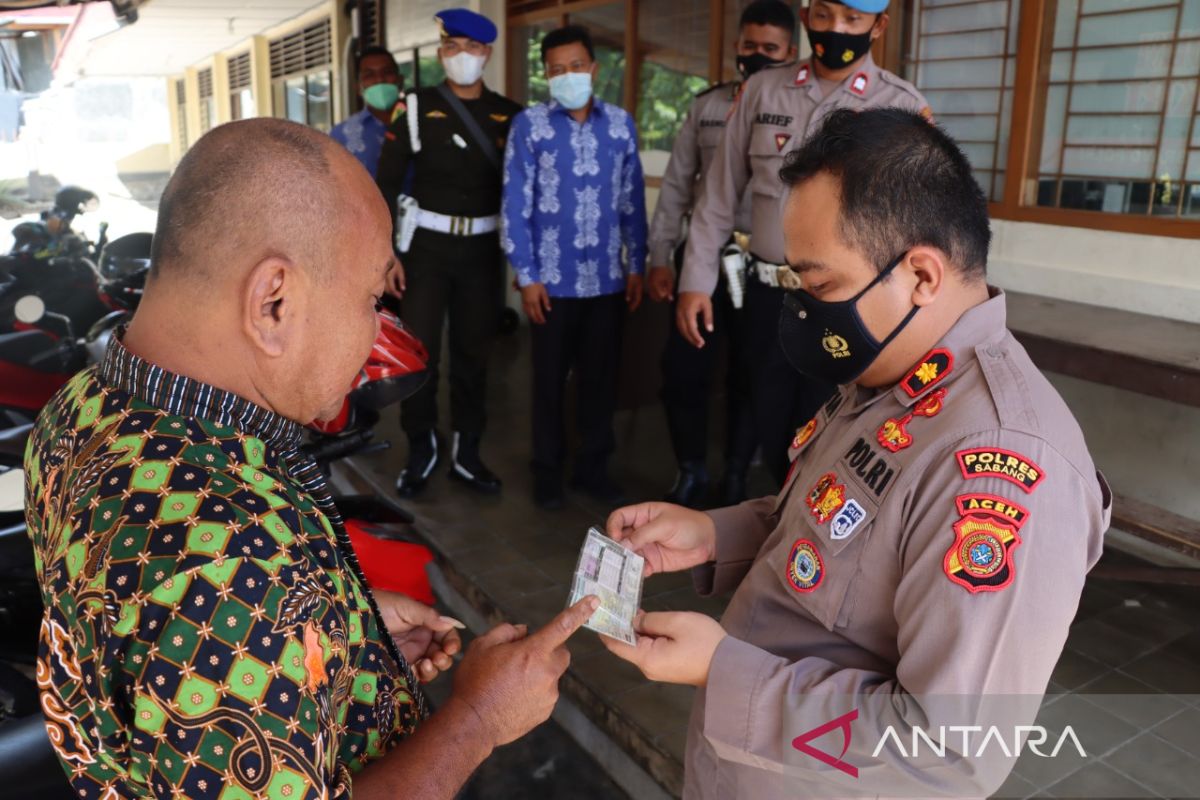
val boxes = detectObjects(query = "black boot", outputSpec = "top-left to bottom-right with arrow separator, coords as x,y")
449,432 -> 502,494
665,460 -> 709,508
396,430 -> 439,498
720,462 -> 748,506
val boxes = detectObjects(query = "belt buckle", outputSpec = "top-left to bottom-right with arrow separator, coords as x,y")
454,216 -> 470,236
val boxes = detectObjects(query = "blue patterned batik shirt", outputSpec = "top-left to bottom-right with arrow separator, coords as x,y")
331,108 -> 388,178
501,99 -> 648,298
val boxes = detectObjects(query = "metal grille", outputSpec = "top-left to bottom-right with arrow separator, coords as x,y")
269,18 -> 333,79
175,78 -> 189,151
359,0 -> 384,48
901,0 -> 1021,202
1037,0 -> 1200,217
228,51 -> 251,91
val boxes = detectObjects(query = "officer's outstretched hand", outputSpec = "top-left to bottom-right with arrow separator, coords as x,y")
385,258 -> 406,299
601,611 -> 726,687
647,267 -> 674,303
521,283 -> 552,325
606,502 -> 716,577
676,291 -> 713,349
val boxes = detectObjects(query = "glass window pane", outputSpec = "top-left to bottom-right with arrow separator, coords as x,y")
636,0 -> 710,153
1077,7 -> 1176,47
284,76 -> 306,124
567,5 -> 627,108
306,71 -> 332,132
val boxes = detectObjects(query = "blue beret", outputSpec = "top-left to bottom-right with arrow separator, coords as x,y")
838,0 -> 890,12
435,8 -> 497,44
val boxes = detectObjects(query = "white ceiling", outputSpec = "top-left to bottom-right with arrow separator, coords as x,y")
66,0 -> 324,78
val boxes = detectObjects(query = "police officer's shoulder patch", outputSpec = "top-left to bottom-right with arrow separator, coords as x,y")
956,447 -> 1045,493
902,348 -> 953,397
944,496 -> 1024,594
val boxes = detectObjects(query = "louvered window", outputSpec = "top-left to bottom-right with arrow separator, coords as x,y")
175,77 -> 189,151
228,51 -> 254,120
359,0 -> 384,48
269,19 -> 332,79
197,67 -> 215,133
269,18 -> 334,132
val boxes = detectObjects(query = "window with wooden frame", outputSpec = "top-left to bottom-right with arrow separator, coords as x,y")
197,66 -> 215,133
174,77 -> 189,152
269,19 -> 334,132
228,51 -> 254,120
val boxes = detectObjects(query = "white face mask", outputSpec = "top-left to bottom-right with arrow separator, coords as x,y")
443,52 -> 486,86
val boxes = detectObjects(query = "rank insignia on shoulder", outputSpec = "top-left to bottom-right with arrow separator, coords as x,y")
956,448 -> 1044,493
794,65 -> 810,86
955,493 -> 1029,530
806,472 -> 846,524
901,348 -> 953,397
426,109 -> 448,119
944,510 -> 1022,594
489,113 -> 509,122
787,538 -> 825,593
830,499 -> 867,541
877,387 -> 948,453
792,418 -> 817,451
850,72 -> 869,95
389,102 -> 407,124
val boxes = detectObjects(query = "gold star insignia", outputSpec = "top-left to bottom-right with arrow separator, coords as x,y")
915,362 -> 940,384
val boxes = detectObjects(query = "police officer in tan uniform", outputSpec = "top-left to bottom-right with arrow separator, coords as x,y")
603,109 -> 1112,798
678,0 -> 931,486
649,0 -> 797,508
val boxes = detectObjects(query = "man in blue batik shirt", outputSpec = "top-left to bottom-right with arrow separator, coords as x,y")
502,24 -> 648,510
331,46 -> 403,178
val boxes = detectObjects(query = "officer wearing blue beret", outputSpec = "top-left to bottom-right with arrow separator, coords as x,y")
376,8 -> 522,498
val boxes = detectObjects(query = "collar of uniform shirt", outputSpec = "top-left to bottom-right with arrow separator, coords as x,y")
885,286 -> 1009,409
98,329 -> 303,455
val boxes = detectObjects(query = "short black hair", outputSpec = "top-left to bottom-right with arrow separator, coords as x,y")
740,0 -> 796,37
356,45 -> 397,74
779,108 -> 990,279
541,25 -> 594,63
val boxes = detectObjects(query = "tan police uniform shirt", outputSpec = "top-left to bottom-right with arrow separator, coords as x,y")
684,289 -> 1112,799
648,82 -> 753,269
679,55 -> 929,296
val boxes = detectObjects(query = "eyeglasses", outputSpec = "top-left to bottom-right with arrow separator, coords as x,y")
442,39 -> 487,57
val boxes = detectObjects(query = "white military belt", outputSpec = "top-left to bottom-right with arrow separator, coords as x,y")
415,209 -> 499,237
751,258 -> 802,290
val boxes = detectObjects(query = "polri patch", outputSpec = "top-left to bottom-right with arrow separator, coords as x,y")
840,438 -> 897,498
829,499 -> 867,541
956,448 -> 1044,494
787,538 -> 824,593
944,513 -> 1021,594
806,472 -> 846,524
901,348 -> 953,397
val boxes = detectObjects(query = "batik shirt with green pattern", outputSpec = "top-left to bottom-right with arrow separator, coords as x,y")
24,334 -> 427,799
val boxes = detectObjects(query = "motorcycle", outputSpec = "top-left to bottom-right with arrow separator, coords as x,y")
0,310 -> 438,796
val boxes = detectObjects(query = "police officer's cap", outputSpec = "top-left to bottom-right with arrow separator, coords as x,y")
830,0 -> 890,13
435,8 -> 498,44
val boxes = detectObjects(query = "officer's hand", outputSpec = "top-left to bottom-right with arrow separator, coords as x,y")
606,502 -> 716,577
385,259 -> 406,299
676,291 -> 713,349
626,274 -> 644,313
600,611 -> 726,687
450,596 -> 599,748
521,283 -> 552,325
647,267 -> 674,303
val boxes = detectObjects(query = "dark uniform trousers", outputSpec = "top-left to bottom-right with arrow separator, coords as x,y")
530,292 -> 624,482
661,250 -> 756,471
742,272 -> 836,485
398,228 -> 503,436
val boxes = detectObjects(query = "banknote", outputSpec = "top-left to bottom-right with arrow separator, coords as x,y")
568,526 -> 645,645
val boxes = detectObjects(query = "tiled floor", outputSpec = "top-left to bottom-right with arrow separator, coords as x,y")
347,325 -> 1200,799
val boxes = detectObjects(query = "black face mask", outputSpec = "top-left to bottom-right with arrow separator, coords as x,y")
777,253 -> 919,385
806,26 -> 874,70
736,52 -> 785,79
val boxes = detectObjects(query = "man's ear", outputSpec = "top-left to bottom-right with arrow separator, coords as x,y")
242,256 -> 297,358
906,246 -> 946,308
872,13 -> 890,41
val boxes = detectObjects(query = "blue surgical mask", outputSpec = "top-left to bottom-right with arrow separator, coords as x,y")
549,71 -> 593,110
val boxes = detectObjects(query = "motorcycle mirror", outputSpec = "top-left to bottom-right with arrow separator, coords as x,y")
13,295 -> 46,324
